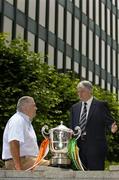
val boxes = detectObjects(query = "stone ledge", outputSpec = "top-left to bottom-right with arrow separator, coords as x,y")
0,166 -> 119,180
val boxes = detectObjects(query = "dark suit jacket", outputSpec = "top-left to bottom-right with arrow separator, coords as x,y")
70,98 -> 114,154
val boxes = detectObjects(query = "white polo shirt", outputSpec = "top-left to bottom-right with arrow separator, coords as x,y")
2,111 -> 39,160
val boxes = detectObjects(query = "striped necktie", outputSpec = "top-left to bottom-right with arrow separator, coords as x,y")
79,102 -> 87,135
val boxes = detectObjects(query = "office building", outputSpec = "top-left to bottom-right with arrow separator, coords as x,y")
0,0 -> 119,97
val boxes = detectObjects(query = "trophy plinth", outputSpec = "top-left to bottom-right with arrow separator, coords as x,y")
41,121 -> 81,168
50,153 -> 71,168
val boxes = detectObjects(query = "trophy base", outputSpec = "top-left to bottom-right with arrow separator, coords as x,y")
50,153 -> 71,168
50,164 -> 71,169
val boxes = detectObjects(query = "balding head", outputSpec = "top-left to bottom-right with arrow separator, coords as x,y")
17,96 -> 33,111
17,96 -> 37,120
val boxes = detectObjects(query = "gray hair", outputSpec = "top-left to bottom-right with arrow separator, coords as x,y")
17,96 -> 33,111
77,80 -> 93,91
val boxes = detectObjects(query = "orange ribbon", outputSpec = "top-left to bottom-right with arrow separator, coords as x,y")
26,138 -> 49,171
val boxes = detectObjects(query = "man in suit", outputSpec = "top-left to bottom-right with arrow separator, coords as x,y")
70,80 -> 118,170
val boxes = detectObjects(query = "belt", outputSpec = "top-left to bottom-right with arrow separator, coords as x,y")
80,134 -> 87,141
5,158 -> 13,161
5,156 -> 26,161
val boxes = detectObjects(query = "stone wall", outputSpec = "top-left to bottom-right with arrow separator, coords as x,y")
0,166 -> 119,180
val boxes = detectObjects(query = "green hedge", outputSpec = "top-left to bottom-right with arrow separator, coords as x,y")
0,33 -> 119,163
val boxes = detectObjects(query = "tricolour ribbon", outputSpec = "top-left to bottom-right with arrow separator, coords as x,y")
68,138 -> 84,171
25,138 -> 49,171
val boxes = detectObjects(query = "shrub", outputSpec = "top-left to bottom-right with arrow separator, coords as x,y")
0,33 -> 119,163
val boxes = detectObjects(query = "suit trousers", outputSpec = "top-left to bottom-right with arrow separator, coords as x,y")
78,138 -> 106,170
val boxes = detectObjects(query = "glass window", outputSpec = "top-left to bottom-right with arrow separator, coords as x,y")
57,51 -> 63,69
101,79 -> 105,89
16,25 -> 24,38
101,3 -> 105,31
118,19 -> 119,44
101,40 -> 105,69
29,0 -> 36,20
117,1 -> 119,10
6,0 -> 13,5
113,87 -> 116,94
82,24 -> 86,56
95,75 -> 99,85
89,0 -> 93,20
3,17 -> 12,40
112,14 -> 116,40
39,0 -> 46,27
58,5 -> 64,39
28,32 -> 35,51
66,56 -> 71,70
107,45 -> 111,73
95,35 -> 99,65
95,0 -> 99,25
75,0 -> 80,8
113,50 -> 116,77
48,45 -> 54,66
67,12 -> 72,45
112,0 -> 116,5
82,66 -> 86,78
82,0 -> 86,14
38,38 -> 45,61
107,9 -> 110,35
74,62 -> 79,74
107,83 -> 110,91
49,0 -> 55,33
17,0 -> 25,12
118,54 -> 119,78
89,30 -> 93,60
89,71 -> 93,81
75,18 -> 79,50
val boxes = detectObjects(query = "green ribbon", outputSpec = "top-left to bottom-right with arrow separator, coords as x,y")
68,138 -> 84,171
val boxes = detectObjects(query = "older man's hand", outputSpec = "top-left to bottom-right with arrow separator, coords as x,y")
111,122 -> 118,133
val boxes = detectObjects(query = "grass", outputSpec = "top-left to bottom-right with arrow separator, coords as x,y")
105,160 -> 119,170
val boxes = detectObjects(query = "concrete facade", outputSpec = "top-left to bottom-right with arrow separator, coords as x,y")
0,0 -> 119,96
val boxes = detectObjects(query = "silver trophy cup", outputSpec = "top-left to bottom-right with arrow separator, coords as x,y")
41,121 -> 81,167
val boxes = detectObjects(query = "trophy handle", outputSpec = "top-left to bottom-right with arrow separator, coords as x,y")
41,125 -> 49,139
73,126 -> 81,140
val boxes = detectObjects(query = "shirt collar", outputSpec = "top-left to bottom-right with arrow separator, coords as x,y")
17,111 -> 31,124
86,96 -> 93,104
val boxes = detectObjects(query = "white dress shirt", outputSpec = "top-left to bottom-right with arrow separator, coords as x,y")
2,111 -> 39,160
80,96 -> 93,120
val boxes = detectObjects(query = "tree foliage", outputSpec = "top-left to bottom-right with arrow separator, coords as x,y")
0,33 -> 119,163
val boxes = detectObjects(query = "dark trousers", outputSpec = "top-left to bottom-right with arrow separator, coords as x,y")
78,139 -> 106,170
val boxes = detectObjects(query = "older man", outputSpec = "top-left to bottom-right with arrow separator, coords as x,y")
70,80 -> 118,170
2,96 -> 49,170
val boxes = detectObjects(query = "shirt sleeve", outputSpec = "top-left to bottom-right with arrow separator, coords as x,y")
8,116 -> 25,143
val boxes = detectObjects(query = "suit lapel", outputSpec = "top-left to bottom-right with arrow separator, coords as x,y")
76,102 -> 82,125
